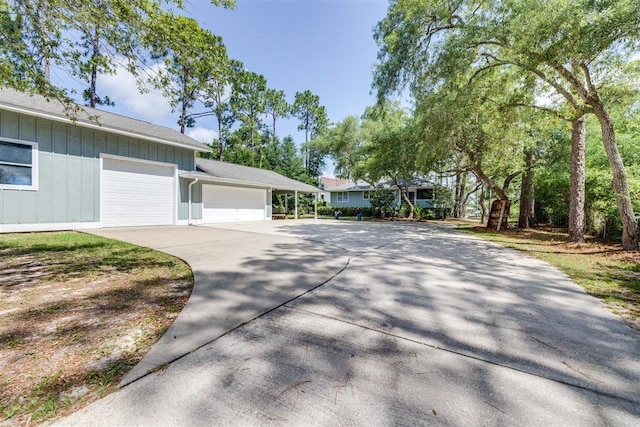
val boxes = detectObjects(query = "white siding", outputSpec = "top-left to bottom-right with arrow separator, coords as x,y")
202,184 -> 266,223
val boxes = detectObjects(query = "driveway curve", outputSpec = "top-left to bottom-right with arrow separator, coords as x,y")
86,224 -> 351,386
59,220 -> 640,426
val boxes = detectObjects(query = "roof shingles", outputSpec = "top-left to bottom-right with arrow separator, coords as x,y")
194,158 -> 320,193
0,88 -> 210,152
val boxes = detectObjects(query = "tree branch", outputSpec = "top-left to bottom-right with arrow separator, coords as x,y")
503,171 -> 520,193
502,102 -> 573,122
547,61 -> 589,102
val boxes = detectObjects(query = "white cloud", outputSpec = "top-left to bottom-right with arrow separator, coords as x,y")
187,127 -> 218,143
100,64 -> 173,122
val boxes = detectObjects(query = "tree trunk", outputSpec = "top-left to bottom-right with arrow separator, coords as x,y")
216,110 -> 224,161
518,150 -> 535,229
272,116 -> 277,140
39,0 -> 51,82
89,26 -> 99,108
469,164 -> 508,201
568,116 -> 586,242
179,69 -> 188,134
480,186 -> 488,225
488,199 -> 511,230
396,180 -> 414,219
453,171 -> 467,218
590,102 -> 638,250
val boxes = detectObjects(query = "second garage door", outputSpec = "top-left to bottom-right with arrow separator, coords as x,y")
202,184 -> 266,223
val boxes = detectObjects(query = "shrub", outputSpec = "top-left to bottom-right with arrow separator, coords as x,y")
318,206 -> 376,217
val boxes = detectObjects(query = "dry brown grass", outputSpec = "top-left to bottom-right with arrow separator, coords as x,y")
0,232 -> 193,426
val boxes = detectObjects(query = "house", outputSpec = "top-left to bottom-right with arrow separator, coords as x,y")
329,179 -> 437,209
0,89 -> 319,232
318,177 -> 349,206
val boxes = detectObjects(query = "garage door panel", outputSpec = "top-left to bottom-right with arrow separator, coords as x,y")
202,184 -> 266,223
102,157 -> 175,227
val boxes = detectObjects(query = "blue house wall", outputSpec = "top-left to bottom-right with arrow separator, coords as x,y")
0,110 -> 195,227
330,189 -> 435,209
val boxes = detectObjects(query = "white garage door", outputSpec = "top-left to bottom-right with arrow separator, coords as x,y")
203,184 -> 266,223
102,157 -> 175,227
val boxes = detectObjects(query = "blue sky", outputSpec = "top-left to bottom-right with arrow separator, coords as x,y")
82,0 -> 389,174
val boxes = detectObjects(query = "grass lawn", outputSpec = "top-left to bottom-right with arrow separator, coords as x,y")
0,231 -> 193,426
456,221 -> 640,330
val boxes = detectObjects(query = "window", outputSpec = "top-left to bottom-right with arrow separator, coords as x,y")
337,192 -> 349,202
363,191 -> 371,200
0,139 -> 38,190
417,188 -> 433,199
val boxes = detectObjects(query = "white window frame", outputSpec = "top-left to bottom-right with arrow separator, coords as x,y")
363,191 -> 371,200
0,137 -> 38,191
337,191 -> 349,203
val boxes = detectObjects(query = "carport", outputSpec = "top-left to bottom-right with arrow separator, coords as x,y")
182,158 -> 321,224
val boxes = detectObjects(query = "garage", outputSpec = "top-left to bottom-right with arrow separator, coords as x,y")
101,156 -> 175,227
202,184 -> 266,223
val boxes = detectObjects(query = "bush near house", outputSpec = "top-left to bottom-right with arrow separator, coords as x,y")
318,206 -> 377,217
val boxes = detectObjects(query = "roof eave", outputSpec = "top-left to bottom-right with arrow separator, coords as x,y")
181,172 -> 320,193
0,102 -> 212,153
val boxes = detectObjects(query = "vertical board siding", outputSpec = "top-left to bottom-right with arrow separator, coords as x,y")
19,116 -> 37,141
36,120 -> 52,152
19,191 -> 37,223
0,111 -> 195,225
1,111 -> 20,139
81,157 -> 96,221
67,156 -> 83,220
52,154 -> 69,222
37,152 -> 54,223
330,191 -> 373,208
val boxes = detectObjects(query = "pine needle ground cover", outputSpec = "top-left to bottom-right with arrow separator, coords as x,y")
0,232 -> 193,426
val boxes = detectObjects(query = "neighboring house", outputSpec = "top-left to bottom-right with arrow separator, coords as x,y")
329,179 -> 437,209
0,89 -> 319,232
318,177 -> 349,206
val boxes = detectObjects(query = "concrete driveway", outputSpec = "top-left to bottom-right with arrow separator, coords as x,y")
57,220 -> 640,426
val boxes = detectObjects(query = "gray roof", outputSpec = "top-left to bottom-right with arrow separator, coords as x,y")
0,88 -> 210,152
186,158 -> 320,193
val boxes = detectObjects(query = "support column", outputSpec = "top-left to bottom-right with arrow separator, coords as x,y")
294,191 -> 298,219
314,193 -> 318,219
285,194 -> 288,218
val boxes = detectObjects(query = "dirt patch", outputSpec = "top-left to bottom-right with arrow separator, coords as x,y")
0,232 -> 193,425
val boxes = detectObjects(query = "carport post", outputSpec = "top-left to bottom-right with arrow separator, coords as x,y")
294,191 -> 298,219
314,193 -> 318,219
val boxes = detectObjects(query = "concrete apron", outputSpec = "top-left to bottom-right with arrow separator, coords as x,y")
86,225 -> 351,386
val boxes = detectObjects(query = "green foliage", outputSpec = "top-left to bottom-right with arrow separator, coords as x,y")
292,90 -> 329,142
265,88 -> 289,138
146,11 -> 228,133
373,0 -> 640,243
1,0 -> 234,111
369,188 -> 396,217
323,115 -> 367,180
230,70 -> 268,159
533,130 -> 572,225
317,206 -> 377,218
